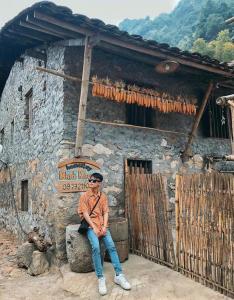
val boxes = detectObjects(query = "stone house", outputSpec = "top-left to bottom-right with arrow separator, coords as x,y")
0,2 -> 233,263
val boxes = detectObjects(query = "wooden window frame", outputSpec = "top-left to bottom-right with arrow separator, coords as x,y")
127,159 -> 152,174
24,88 -> 33,130
10,120 -> 14,143
126,103 -> 153,128
0,128 -> 4,145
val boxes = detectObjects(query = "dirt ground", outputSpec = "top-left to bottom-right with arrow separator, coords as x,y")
0,228 -> 231,300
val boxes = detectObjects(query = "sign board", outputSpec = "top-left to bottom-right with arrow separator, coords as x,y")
56,158 -> 100,193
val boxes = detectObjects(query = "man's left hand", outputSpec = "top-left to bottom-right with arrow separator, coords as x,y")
101,226 -> 107,236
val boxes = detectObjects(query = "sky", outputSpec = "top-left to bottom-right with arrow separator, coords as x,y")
0,0 -> 180,28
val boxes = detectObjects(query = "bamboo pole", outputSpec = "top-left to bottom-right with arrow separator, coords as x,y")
182,82 -> 214,161
75,36 -> 93,157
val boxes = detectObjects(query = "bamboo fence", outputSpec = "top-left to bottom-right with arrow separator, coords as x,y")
125,173 -> 175,267
176,173 -> 234,297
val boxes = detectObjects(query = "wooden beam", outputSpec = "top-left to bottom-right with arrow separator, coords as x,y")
27,15 -> 81,39
36,66 -> 81,82
54,38 -> 85,47
19,20 -> 66,39
182,82 -> 214,161
75,36 -> 93,157
33,11 -> 233,78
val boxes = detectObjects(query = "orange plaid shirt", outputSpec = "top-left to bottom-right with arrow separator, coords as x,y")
78,190 -> 109,231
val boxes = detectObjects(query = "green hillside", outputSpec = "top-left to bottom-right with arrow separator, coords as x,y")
119,0 -> 234,51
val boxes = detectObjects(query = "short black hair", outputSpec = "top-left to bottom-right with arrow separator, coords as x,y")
90,172 -> 103,182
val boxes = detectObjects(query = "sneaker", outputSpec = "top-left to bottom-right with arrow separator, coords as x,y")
114,274 -> 131,290
98,277 -> 107,296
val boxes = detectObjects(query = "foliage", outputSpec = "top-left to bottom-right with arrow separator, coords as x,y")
119,0 -> 234,53
192,30 -> 234,62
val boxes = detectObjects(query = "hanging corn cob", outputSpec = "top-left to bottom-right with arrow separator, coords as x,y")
91,76 -> 197,116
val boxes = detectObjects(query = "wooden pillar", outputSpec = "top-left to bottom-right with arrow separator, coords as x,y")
75,36 -> 93,157
182,82 -> 214,161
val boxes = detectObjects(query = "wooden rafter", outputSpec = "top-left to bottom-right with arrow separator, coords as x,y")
3,32 -> 36,46
7,25 -> 57,42
7,29 -> 47,42
19,20 -> 66,39
26,16 -> 80,39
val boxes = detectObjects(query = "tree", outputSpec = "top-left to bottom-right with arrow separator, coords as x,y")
191,30 -> 234,62
192,38 -> 208,55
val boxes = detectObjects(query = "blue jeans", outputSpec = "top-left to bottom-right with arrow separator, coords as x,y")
87,228 -> 122,278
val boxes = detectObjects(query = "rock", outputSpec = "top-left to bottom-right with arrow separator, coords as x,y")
103,186 -> 122,194
170,161 -> 178,169
109,164 -> 119,171
193,154 -> 203,168
161,139 -> 167,147
96,158 -> 104,168
28,251 -> 49,276
169,197 -> 175,204
66,225 -> 105,273
108,195 -> 117,206
17,242 -> 36,268
93,143 -> 113,156
81,144 -> 94,157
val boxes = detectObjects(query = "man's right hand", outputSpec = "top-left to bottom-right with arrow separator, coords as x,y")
92,225 -> 101,237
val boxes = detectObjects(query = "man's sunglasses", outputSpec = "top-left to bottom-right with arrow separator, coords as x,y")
88,179 -> 101,183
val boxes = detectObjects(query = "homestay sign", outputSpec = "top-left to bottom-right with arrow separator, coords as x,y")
56,158 -> 100,193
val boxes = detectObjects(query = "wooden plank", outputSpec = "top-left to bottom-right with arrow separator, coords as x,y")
182,82 -> 214,160
33,11 -> 233,78
75,36 -> 93,157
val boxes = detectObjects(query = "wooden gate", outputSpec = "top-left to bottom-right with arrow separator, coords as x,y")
176,173 -> 234,297
125,171 -> 175,267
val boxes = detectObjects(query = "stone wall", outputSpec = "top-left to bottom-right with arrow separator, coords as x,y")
0,46 -> 68,261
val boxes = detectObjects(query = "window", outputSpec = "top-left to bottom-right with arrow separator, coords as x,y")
24,89 -> 33,130
127,159 -> 152,174
0,128 -> 4,145
126,103 -> 153,128
10,120 -> 14,143
21,180 -> 28,211
202,95 -> 231,139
